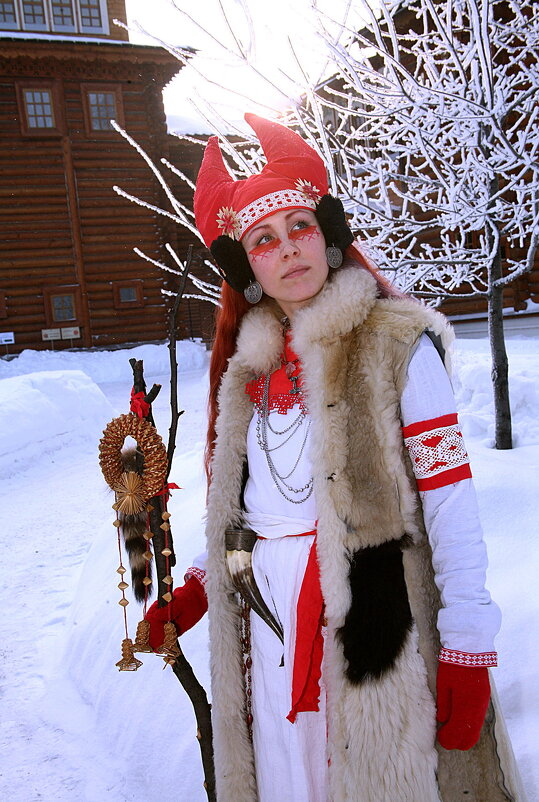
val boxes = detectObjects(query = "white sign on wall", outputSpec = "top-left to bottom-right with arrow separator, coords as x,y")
0,332 -> 14,345
42,328 -> 62,341
61,327 -> 81,339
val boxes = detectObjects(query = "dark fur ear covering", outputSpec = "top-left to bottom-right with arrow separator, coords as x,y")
337,537 -> 413,683
210,235 -> 256,293
315,194 -> 355,251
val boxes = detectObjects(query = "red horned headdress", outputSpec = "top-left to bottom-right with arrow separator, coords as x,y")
194,113 -> 329,248
194,114 -> 353,302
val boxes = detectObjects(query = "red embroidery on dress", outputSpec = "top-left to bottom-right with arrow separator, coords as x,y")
245,335 -> 306,414
245,374 -> 306,413
403,413 -> 471,490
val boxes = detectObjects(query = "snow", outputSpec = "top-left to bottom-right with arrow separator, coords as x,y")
1,335 -> 538,801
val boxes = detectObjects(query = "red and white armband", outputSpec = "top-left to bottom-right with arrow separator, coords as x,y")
402,412 -> 472,491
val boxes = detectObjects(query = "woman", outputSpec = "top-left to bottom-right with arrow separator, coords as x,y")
147,114 -> 505,801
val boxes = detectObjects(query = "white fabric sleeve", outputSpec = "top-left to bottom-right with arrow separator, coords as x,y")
401,335 -> 501,657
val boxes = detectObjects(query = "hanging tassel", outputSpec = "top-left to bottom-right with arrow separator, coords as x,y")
157,620 -> 181,666
133,619 -> 153,653
116,638 -> 143,671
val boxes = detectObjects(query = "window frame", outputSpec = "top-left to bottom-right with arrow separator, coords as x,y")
82,83 -> 124,136
112,280 -> 145,310
20,0 -> 49,31
77,0 -> 108,35
16,80 -> 65,137
42,285 -> 82,327
0,0 -> 110,34
49,0 -> 76,33
0,0 -> 20,30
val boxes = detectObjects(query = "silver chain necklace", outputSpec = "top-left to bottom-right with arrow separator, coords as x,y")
255,371 -> 314,504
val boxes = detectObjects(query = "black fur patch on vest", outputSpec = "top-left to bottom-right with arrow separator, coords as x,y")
337,537 -> 412,683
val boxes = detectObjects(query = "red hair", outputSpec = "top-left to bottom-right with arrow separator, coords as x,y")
204,244 -> 402,485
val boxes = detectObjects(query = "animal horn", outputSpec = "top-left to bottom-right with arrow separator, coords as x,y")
225,528 -> 284,644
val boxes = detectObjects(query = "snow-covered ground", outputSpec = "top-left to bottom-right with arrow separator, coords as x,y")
1,336 -> 537,801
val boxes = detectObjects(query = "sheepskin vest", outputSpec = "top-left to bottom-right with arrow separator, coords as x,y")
204,266 -> 517,802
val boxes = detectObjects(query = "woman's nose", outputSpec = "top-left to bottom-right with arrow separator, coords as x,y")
280,238 -> 300,258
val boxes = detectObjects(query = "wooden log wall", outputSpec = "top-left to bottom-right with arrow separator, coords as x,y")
0,44 -> 180,353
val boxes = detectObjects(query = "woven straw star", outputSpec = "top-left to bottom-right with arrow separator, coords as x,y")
114,471 -> 146,515
295,178 -> 321,202
216,206 -> 241,239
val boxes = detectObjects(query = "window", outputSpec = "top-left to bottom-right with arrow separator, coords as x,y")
16,81 -> 64,137
0,1 -> 19,28
119,287 -> 137,303
24,89 -> 54,129
43,285 -> 81,327
79,0 -> 103,31
88,91 -> 116,131
51,293 -> 76,322
113,281 -> 144,310
0,0 -> 108,34
50,0 -> 74,31
82,84 -> 123,135
22,0 -> 47,29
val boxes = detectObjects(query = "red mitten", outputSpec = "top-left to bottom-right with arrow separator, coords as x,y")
436,661 -> 490,750
145,576 -> 208,651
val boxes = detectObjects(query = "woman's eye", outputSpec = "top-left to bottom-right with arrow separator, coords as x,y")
291,220 -> 308,231
257,234 -> 272,245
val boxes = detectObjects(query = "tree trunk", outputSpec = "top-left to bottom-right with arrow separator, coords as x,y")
487,251 -> 512,450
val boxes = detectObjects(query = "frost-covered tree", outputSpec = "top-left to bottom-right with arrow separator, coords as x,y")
116,0 -> 539,449
309,0 -> 539,450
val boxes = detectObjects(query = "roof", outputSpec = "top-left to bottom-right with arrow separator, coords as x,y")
0,34 -> 191,84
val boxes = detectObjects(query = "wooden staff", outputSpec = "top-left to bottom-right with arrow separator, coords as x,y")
130,245 -> 215,801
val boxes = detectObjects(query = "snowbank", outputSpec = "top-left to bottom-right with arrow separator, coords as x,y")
1,337 -> 538,801
0,340 -> 207,383
0,370 -> 115,477
452,337 -> 539,447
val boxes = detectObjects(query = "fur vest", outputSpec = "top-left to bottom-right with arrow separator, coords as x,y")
204,266 -> 519,802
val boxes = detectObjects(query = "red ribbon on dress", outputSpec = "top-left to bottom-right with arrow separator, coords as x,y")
287,534 -> 325,723
130,388 -> 150,419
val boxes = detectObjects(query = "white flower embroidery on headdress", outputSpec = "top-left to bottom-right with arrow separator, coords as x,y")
216,206 -> 241,240
295,179 -> 322,203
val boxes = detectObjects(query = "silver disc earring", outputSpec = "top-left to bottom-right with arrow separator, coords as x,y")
326,246 -> 343,269
244,280 -> 263,304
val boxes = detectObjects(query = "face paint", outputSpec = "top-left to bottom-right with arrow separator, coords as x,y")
289,224 -> 320,243
248,238 -> 282,260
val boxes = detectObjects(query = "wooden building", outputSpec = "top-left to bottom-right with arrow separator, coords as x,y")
0,0 -> 198,353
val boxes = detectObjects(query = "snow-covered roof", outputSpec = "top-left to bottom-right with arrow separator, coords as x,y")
166,112 -> 238,137
0,31 -> 192,50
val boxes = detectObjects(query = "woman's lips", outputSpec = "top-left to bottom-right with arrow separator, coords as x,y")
283,265 -> 309,279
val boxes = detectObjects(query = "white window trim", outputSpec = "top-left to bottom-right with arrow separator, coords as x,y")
0,0 -> 110,34
20,0 -> 49,32
49,0 -> 76,33
0,0 -> 21,29
76,0 -> 108,35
